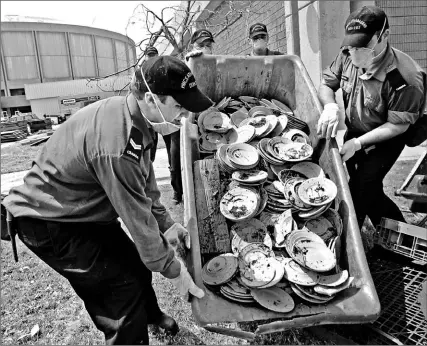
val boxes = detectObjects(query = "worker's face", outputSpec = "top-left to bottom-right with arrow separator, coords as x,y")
194,39 -> 214,55
251,34 -> 268,52
148,95 -> 189,126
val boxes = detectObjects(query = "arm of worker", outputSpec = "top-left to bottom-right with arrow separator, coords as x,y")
317,51 -> 347,138
144,161 -> 175,233
360,84 -> 423,147
340,85 -> 424,161
90,154 -> 181,279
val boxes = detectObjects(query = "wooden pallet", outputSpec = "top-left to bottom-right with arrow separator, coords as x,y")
193,158 -> 231,256
1,130 -> 27,142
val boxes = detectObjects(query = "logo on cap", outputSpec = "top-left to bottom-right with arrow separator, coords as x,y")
181,72 -> 196,89
346,18 -> 368,31
253,25 -> 265,31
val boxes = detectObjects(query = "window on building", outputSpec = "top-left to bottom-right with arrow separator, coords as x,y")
1,90 -> 5,97
10,88 -> 25,96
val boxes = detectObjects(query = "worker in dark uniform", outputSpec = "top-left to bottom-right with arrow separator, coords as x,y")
247,23 -> 283,56
3,56 -> 213,345
318,6 -> 426,228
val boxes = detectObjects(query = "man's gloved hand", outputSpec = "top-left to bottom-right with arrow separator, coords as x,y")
317,103 -> 340,139
340,138 -> 362,162
164,223 -> 190,261
185,50 -> 203,61
169,258 -> 205,300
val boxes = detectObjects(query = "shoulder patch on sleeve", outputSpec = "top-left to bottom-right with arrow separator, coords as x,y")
387,68 -> 408,91
122,126 -> 143,163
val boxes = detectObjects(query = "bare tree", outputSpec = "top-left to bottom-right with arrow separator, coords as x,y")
86,1 -> 255,93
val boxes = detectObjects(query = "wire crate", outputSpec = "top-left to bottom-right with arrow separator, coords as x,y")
375,218 -> 427,265
370,259 -> 427,345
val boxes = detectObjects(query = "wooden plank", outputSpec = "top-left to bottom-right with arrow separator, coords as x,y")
193,158 -> 231,255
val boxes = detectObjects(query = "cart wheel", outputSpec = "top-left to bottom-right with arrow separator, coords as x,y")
27,124 -> 32,135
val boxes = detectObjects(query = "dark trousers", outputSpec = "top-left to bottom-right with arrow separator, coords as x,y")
14,217 -> 163,345
345,133 -> 406,228
163,131 -> 183,197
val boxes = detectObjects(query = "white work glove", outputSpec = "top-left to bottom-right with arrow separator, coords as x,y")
185,50 -> 203,61
340,138 -> 362,162
169,258 -> 205,300
317,103 -> 340,139
164,223 -> 190,260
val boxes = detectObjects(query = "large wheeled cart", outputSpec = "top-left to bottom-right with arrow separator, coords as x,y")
180,54 -> 381,340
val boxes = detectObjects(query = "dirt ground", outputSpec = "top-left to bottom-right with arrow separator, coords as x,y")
0,157 -> 422,345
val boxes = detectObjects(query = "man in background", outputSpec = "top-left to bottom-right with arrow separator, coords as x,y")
247,23 -> 283,56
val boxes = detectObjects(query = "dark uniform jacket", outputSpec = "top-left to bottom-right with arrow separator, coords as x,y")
322,44 -> 426,134
3,94 -> 180,277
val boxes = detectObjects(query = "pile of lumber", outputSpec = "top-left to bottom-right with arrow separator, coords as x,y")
1,130 -> 27,142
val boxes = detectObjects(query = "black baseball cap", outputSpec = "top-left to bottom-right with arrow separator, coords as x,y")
190,29 -> 215,44
341,6 -> 389,48
145,46 -> 158,56
137,56 -> 213,113
249,23 -> 268,38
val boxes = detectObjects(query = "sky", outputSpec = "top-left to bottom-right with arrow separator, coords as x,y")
0,1 -> 182,55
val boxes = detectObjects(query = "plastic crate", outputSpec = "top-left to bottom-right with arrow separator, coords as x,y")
375,218 -> 427,265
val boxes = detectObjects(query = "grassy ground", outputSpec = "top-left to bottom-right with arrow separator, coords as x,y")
0,141 -> 422,344
1,144 -> 43,174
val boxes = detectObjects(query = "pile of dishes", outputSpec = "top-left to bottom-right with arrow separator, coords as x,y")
201,209 -> 352,309
216,143 -> 260,174
198,96 -> 310,154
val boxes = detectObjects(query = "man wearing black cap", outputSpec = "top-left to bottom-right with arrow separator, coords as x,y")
188,29 -> 215,56
3,56 -> 213,344
247,23 -> 283,56
318,6 -> 426,229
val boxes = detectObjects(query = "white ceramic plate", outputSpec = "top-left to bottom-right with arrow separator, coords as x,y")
220,186 -> 259,221
298,177 -> 338,207
251,286 -> 295,313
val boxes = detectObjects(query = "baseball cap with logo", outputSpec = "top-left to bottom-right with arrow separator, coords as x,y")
249,23 -> 268,39
136,56 -> 213,113
190,29 -> 215,44
341,6 -> 389,48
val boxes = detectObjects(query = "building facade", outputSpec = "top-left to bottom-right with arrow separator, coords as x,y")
1,22 -> 136,118
167,0 -> 426,90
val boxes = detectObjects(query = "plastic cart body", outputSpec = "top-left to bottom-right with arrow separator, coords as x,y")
180,54 -> 380,340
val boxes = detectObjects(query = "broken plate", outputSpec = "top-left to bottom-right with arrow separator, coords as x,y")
231,219 -> 272,249
251,286 -> 295,313
283,259 -> 320,286
232,170 -> 268,184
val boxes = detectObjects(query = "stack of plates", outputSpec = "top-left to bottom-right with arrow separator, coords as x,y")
220,278 -> 255,303
277,170 -> 338,220
257,136 -> 313,164
285,228 -> 337,272
226,143 -> 260,169
220,186 -> 260,221
232,170 -> 267,186
201,254 -> 238,286
282,129 -> 311,145
238,245 -> 284,289
287,114 -> 310,135
263,183 -> 292,214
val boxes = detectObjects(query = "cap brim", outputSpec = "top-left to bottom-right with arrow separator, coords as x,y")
195,37 -> 215,44
173,88 -> 214,113
341,33 -> 373,48
250,31 -> 268,38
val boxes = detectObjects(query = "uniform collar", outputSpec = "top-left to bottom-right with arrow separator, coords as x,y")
359,44 -> 395,82
126,93 -> 155,150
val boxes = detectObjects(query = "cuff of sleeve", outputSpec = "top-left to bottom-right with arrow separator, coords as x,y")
161,257 -> 181,279
157,215 -> 176,234
388,110 -> 419,125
